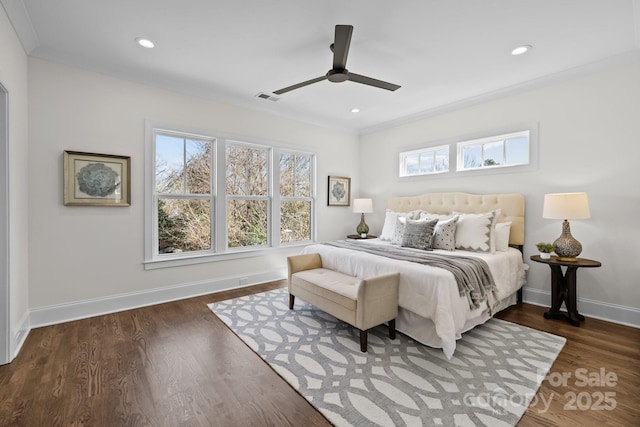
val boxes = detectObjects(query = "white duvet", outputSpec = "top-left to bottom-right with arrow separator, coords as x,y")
302,239 -> 527,358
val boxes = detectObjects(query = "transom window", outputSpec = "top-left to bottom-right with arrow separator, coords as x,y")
146,126 -> 315,268
399,145 -> 449,177
398,126 -> 536,179
457,130 -> 530,172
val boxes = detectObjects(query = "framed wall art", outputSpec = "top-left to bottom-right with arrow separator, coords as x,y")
63,151 -> 131,206
327,175 -> 350,206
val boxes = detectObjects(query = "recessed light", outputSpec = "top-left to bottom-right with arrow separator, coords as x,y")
135,38 -> 155,49
511,45 -> 532,56
351,108 -> 360,113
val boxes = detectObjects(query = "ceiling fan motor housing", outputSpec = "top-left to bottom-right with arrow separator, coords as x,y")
327,69 -> 349,83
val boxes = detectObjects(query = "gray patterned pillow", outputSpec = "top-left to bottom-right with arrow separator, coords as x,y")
432,215 -> 459,251
401,219 -> 438,251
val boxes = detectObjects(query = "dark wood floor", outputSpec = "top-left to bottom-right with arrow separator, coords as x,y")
1,280 -> 638,426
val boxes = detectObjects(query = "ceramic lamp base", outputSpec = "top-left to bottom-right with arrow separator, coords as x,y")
553,220 -> 582,260
356,213 -> 369,235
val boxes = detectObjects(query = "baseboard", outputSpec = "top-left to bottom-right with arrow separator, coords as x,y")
9,310 -> 30,363
522,287 -> 640,328
25,277 -> 639,341
30,269 -> 287,329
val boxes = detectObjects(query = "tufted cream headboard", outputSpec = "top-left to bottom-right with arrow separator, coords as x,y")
387,192 -> 525,246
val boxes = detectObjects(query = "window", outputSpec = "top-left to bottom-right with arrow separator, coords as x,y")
155,132 -> 214,254
457,130 -> 530,172
279,151 -> 313,243
226,142 -> 270,248
399,145 -> 449,177
146,125 -> 315,268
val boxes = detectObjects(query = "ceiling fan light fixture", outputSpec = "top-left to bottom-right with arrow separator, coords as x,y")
135,37 -> 155,49
511,45 -> 532,56
351,108 -> 360,113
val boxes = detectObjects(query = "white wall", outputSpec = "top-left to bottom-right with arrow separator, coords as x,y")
0,5 -> 30,363
28,58 -> 359,315
359,60 -> 640,322
18,28 -> 640,333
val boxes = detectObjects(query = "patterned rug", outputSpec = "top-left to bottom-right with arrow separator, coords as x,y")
208,288 -> 565,427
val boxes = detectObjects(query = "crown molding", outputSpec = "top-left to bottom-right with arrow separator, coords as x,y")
1,0 -> 39,54
634,0 -> 640,50
359,50 -> 640,136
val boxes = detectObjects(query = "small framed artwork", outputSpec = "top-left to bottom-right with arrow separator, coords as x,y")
327,175 -> 351,206
63,151 -> 131,206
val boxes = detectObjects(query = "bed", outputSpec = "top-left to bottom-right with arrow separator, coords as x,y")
303,192 -> 526,359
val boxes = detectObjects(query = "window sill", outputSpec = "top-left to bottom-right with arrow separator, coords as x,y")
143,241 -> 314,270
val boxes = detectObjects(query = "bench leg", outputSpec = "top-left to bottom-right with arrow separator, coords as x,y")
289,294 -> 295,309
359,330 -> 368,352
389,319 -> 396,340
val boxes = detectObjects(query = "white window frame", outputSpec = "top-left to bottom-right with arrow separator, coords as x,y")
456,130 -> 530,172
144,121 -> 317,269
152,129 -> 216,259
224,140 -> 272,251
278,149 -> 315,245
397,124 -> 538,180
399,144 -> 450,177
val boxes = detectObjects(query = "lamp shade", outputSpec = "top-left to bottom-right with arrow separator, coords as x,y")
542,193 -> 590,220
353,198 -> 373,213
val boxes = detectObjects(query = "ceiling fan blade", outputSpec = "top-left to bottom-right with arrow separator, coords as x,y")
273,76 -> 327,95
347,72 -> 401,91
332,25 -> 353,70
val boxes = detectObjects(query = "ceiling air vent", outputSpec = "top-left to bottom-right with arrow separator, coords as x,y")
255,92 -> 280,102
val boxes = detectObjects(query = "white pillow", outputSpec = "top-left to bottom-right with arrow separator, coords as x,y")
419,212 -> 455,221
495,222 -> 512,252
390,217 -> 407,245
453,210 -> 500,253
379,210 -> 414,240
432,215 -> 459,251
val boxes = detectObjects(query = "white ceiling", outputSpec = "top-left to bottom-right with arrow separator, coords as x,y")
4,0 -> 640,133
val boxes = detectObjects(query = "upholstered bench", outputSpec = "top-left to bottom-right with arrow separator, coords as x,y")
287,253 -> 400,352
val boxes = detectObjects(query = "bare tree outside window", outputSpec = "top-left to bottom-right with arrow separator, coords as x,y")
280,152 -> 312,243
156,135 -> 212,253
226,143 -> 269,248
152,130 -> 315,259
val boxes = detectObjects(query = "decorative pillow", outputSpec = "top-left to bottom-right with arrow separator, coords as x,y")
379,210 -> 414,240
431,215 -> 459,251
390,217 -> 407,245
401,219 -> 438,251
453,210 -> 499,252
407,210 -> 422,220
495,221 -> 512,252
419,212 -> 455,221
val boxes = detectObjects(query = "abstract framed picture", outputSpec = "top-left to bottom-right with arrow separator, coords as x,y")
327,175 -> 350,206
63,151 -> 131,206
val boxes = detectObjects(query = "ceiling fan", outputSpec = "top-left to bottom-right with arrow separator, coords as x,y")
273,25 -> 401,95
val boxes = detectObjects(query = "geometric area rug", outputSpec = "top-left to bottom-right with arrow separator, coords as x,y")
209,288 -> 566,427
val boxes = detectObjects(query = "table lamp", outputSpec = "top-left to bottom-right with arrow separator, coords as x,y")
353,198 -> 373,237
542,192 -> 590,261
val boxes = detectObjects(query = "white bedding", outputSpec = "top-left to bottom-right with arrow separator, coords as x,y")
302,238 -> 527,359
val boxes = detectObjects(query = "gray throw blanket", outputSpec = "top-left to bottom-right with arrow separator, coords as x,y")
323,240 -> 498,313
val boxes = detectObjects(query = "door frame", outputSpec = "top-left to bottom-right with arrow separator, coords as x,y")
0,82 -> 11,364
